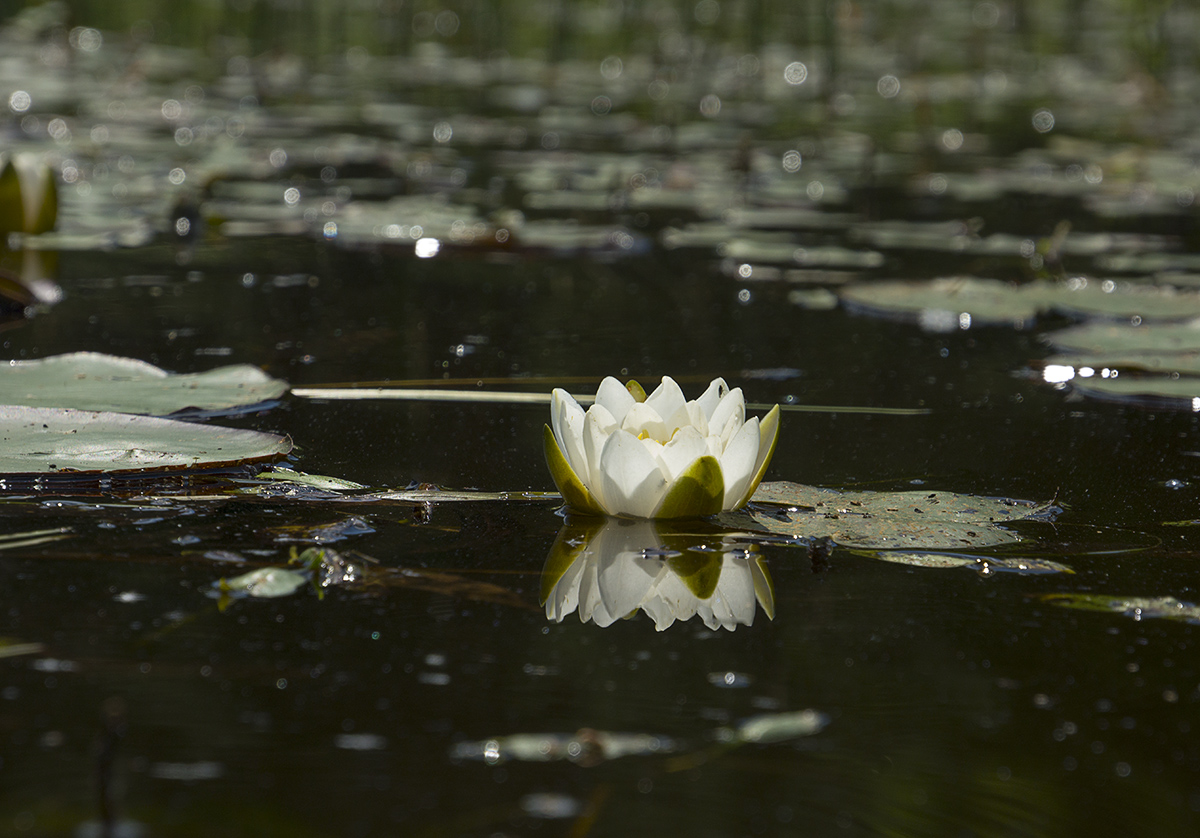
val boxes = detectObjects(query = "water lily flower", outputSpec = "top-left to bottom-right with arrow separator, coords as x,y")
541,518 -> 775,632
0,152 -> 57,236
544,375 -> 779,518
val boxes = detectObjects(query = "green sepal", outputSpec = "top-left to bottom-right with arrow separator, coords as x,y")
667,552 -> 721,600
29,168 -> 56,234
543,424 -> 606,516
655,454 -> 725,519
751,557 -> 776,621
539,519 -> 597,605
737,404 -> 780,508
0,158 -> 24,236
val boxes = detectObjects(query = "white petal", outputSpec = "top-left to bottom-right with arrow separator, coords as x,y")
640,595 -> 678,631
709,387 -> 745,438
685,402 -> 709,437
655,425 -> 707,483
713,555 -> 758,627
545,553 -> 587,622
583,403 -> 618,509
644,377 -> 686,430
653,572 -> 701,623
551,389 -> 589,481
595,376 -> 635,425
576,555 -> 605,623
621,402 -> 669,441
696,377 -> 729,420
597,531 -> 664,622
719,417 -> 761,510
597,430 -> 669,517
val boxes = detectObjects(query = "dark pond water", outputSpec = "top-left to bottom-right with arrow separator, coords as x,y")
3,1 -> 1200,835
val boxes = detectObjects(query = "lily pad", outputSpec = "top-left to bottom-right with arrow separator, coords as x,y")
0,405 -> 292,476
720,482 -> 1052,549
861,550 -> 1073,574
838,277 -> 1042,329
840,277 -> 1200,331
213,566 -> 308,600
0,352 -> 289,415
1037,593 -> 1200,625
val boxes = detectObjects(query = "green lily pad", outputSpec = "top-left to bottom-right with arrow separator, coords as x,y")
860,550 -> 1073,574
840,277 -> 1200,330
1037,593 -> 1200,625
0,405 -> 292,476
0,352 -> 289,415
1046,321 -> 1200,354
215,566 -> 308,600
720,482 -> 1051,549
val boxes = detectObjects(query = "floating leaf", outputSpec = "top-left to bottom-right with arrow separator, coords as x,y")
0,526 -> 71,550
727,709 -> 829,745
449,729 -> 681,765
214,566 -> 308,600
251,467 -> 367,491
720,482 -> 1052,549
0,405 -> 292,477
839,277 -> 1041,329
840,277 -> 1200,331
1037,593 -> 1200,625
0,352 -> 288,415
861,550 -> 1073,574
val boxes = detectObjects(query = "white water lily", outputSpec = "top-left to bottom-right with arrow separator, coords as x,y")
541,519 -> 775,632
544,376 -> 779,519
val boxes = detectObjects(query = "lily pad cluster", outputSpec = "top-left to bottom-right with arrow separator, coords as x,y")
0,352 -> 291,480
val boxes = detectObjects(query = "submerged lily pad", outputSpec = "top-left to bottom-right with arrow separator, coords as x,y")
0,352 -> 289,415
0,405 -> 292,476
721,482 -> 1052,549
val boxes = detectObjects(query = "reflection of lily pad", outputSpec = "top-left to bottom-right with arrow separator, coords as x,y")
0,352 -> 289,415
721,482 -> 1052,549
0,405 -> 292,476
1037,593 -> 1200,625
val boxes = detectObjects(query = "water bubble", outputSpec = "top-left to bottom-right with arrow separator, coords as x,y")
168,167 -> 186,185
694,0 -> 720,25
591,96 -> 612,115
283,187 -> 301,206
941,128 -> 964,151
806,180 -> 824,200
432,121 -> 453,143
1032,108 -> 1055,133
174,126 -> 194,146
784,61 -> 808,85
269,147 -> 288,168
600,55 -> 623,80
434,10 -> 459,36
161,99 -> 183,121
69,27 -> 103,52
782,150 -> 802,173
8,90 -> 31,114
415,237 -> 440,258
877,74 -> 900,98
699,94 -> 721,117
323,221 -> 338,240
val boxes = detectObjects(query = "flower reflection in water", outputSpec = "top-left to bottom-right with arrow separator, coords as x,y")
540,518 -> 775,631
